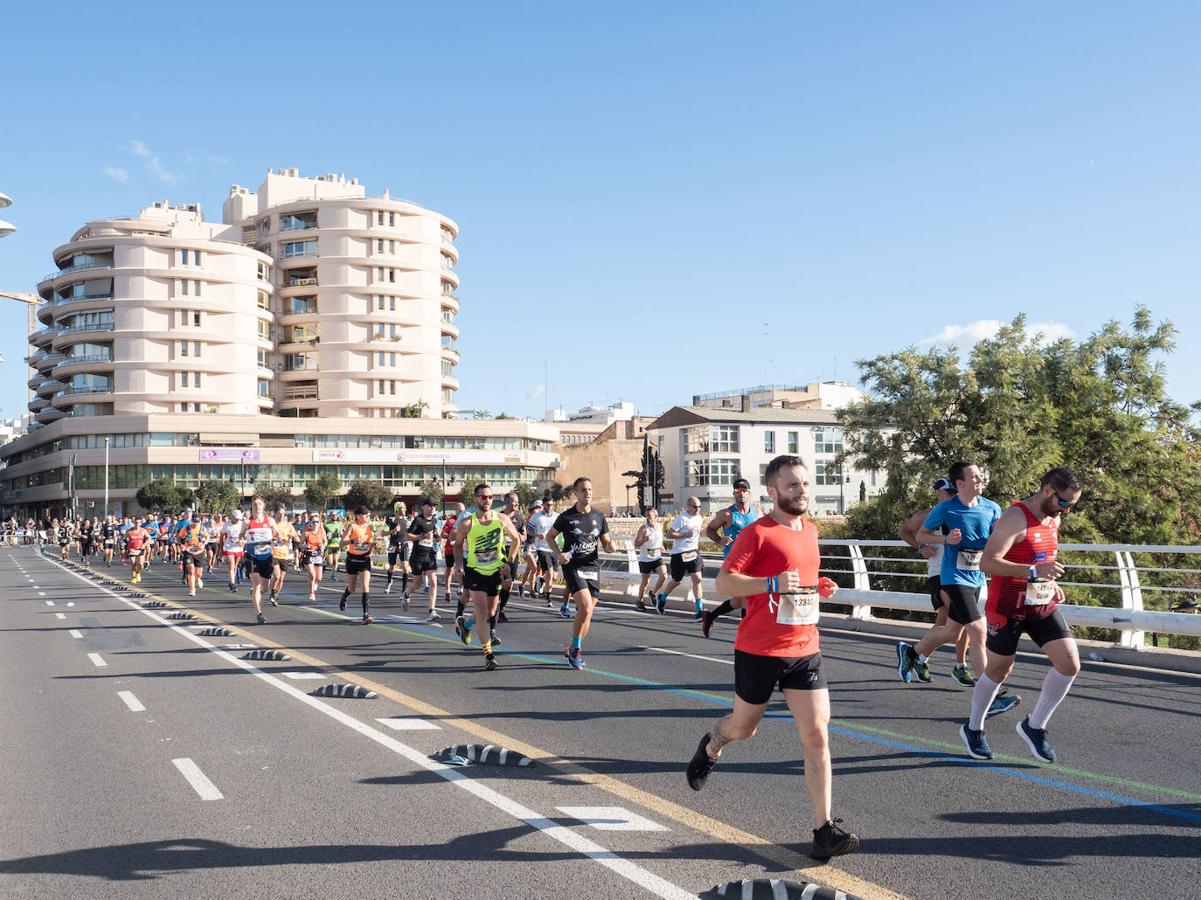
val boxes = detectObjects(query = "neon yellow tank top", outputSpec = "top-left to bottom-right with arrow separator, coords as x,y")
465,514 -> 505,575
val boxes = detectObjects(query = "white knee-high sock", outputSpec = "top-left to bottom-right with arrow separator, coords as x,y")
1028,670 -> 1076,729
969,674 -> 1003,731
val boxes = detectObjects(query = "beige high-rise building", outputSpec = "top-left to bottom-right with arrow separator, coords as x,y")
223,169 -> 459,418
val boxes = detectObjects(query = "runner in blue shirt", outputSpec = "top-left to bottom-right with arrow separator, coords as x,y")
699,477 -> 761,637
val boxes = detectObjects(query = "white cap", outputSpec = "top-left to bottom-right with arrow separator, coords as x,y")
232,509 -> 243,520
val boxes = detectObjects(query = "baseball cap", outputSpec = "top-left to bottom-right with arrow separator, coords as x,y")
231,509 -> 243,520
932,477 -> 954,492
733,478 -> 751,490
420,497 -> 435,507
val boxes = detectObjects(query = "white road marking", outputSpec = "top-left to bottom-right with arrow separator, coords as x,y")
32,584 -> 39,589
281,671 -> 327,680
87,653 -> 107,667
557,806 -> 670,832
55,613 -> 66,620
118,691 -> 146,712
48,565 -> 695,900
43,598 -> 52,604
172,758 -> 224,801
376,717 -> 442,731
640,645 -> 733,666
68,629 -> 83,639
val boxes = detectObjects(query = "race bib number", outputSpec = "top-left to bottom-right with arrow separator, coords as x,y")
1023,580 -> 1057,606
957,549 -> 982,571
128,549 -> 141,558
680,550 -> 698,563
352,541 -> 371,555
775,588 -> 820,626
476,547 -> 498,563
252,542 -> 271,557
575,569 -> 598,582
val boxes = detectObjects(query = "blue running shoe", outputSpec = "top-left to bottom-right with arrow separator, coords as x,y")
986,690 -> 1021,719
559,603 -> 572,619
896,641 -> 914,684
456,615 -> 472,646
1016,715 -> 1056,763
959,723 -> 993,760
656,594 -> 667,615
565,646 -> 585,670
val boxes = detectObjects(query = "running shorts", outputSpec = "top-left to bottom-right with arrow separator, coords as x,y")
183,552 -> 206,569
303,549 -> 324,567
941,583 -> 983,625
536,550 -> 557,574
562,564 -> 600,599
247,556 -> 274,579
986,608 -> 1072,657
734,650 -> 827,704
463,567 -> 502,597
444,551 -> 455,570
345,554 -> 372,575
127,548 -> 143,559
410,548 -> 437,576
387,544 -> 409,566
670,552 -> 701,581
272,557 -> 290,570
928,575 -> 944,612
639,558 -> 665,574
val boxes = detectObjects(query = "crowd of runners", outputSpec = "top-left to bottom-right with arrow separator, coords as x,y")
25,454 -> 1086,863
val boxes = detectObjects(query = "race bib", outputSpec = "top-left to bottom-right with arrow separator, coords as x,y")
476,547 -> 498,563
775,588 -> 820,626
252,542 -> 271,556
575,569 -> 598,581
957,549 -> 982,571
680,550 -> 698,563
128,549 -> 142,558
1023,580 -> 1057,606
352,541 -> 371,555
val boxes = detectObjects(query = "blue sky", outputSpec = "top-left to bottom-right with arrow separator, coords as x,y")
2,2 -> 1198,422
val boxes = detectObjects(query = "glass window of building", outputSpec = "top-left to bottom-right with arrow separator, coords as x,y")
787,431 -> 799,454
764,431 -> 775,453
813,427 -> 843,456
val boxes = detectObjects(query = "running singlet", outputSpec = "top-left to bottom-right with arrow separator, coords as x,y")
552,507 -> 608,568
272,520 -> 295,560
923,496 -> 1003,587
441,516 -> 458,556
669,512 -> 702,555
723,505 -> 759,559
386,516 -> 410,547
344,522 -> 373,559
245,517 -> 274,560
529,511 -> 555,551
324,522 -> 342,547
183,523 -> 205,555
726,517 -> 822,658
303,524 -> 325,552
465,514 -> 505,575
222,521 -> 245,553
127,529 -> 147,551
988,502 -> 1061,620
638,522 -> 664,562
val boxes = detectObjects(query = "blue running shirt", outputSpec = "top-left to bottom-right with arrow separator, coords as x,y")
923,496 -> 1002,587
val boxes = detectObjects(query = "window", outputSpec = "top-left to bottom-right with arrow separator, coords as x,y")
192,311 -> 201,327
193,341 -> 201,357
257,379 -> 270,397
257,320 -> 270,340
280,212 -> 317,231
180,372 -> 189,388
377,210 -> 385,226
257,261 -> 271,281
178,249 -> 189,266
377,239 -> 385,253
389,297 -> 396,311
195,371 -> 201,388
284,353 -> 311,371
289,296 -> 316,314
179,279 -> 189,296
374,323 -> 385,339
193,280 -> 202,296
442,361 -> 454,376
282,239 -> 317,258
375,295 -> 384,311
813,427 -> 843,456
685,458 -> 741,487
442,388 -> 454,403
787,431 -> 799,454
257,349 -> 268,367
258,291 -> 270,310
388,269 -> 396,283
388,212 -> 395,226
814,461 -> 844,486
764,431 -> 775,453
179,340 -> 189,358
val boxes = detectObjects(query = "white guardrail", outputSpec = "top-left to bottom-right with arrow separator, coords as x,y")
599,539 -> 1201,649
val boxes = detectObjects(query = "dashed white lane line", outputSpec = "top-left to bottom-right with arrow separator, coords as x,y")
557,806 -> 670,832
87,653 -> 107,667
281,671 -> 327,680
54,613 -> 66,620
43,598 -> 52,604
118,690 -> 146,712
172,758 -> 224,801
68,629 -> 83,639
376,717 -> 442,731
66,602 -> 74,607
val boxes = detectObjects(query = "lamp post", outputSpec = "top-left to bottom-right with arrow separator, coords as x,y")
103,436 -> 110,518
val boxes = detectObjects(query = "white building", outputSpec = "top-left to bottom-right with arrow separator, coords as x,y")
647,405 -> 883,515
692,381 -> 863,412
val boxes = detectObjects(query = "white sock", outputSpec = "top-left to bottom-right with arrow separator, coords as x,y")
917,654 -> 929,664
969,674 -> 1002,730
1028,670 -> 1076,729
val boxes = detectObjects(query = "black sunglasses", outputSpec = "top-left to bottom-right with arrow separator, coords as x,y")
1054,491 -> 1078,509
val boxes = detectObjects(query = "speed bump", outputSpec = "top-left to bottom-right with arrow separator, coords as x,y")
198,627 -> 234,637
166,612 -> 195,621
701,880 -> 861,900
242,648 -> 291,661
433,744 -> 535,767
141,600 -> 167,608
310,683 -> 377,699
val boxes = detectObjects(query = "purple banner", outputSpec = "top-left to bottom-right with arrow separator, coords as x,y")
199,448 -> 261,462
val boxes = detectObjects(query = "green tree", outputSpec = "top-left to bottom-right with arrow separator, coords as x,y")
303,472 -> 342,512
135,478 -> 184,515
194,479 -> 242,515
512,482 -> 539,510
459,476 -> 488,506
471,409 -> 492,420
343,479 -> 392,512
254,481 -> 294,512
417,479 -> 444,506
400,401 -> 429,419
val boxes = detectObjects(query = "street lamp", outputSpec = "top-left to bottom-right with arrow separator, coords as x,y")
0,191 -> 13,237
103,436 -> 110,518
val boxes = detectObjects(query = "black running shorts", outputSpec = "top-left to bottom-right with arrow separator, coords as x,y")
463,566 -> 502,597
410,548 -> 437,576
183,552 -> 205,569
986,608 -> 1072,657
734,650 -> 827,705
928,575 -> 944,612
537,550 -> 558,574
639,558 -> 665,575
563,564 -> 600,599
941,583 -> 983,625
345,554 -> 371,575
669,552 -> 701,581
248,556 -> 274,579
387,544 -> 409,566
444,551 -> 455,570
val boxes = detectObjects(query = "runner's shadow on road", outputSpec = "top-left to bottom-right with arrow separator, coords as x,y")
854,831 -> 1201,863
941,803 -> 1201,830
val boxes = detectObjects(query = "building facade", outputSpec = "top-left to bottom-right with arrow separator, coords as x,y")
647,406 -> 883,515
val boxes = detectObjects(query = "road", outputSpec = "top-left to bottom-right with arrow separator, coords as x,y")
1,545 -> 1197,899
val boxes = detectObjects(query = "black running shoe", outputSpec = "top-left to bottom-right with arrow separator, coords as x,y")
811,819 -> 859,860
489,629 -> 502,647
483,653 -> 498,671
256,613 -> 266,625
686,734 -> 718,791
338,593 -> 348,612
498,611 -> 509,624
701,611 -> 715,638
269,591 -> 278,607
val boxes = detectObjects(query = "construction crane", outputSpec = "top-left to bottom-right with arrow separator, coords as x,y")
0,290 -> 41,337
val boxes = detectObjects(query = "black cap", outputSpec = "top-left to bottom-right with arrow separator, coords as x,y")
932,477 -> 954,492
420,497 -> 435,507
733,478 -> 751,490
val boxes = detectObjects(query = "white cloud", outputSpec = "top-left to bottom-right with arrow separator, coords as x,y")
102,166 -> 129,183
127,139 -> 180,184
919,318 -> 1073,348
527,384 -> 546,400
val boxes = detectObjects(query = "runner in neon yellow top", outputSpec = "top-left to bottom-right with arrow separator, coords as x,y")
453,483 -> 522,670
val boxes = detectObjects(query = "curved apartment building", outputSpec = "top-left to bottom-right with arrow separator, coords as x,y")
223,169 -> 460,419
28,203 -> 274,429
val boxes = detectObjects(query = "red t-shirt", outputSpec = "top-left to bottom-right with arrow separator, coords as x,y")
727,516 -> 822,658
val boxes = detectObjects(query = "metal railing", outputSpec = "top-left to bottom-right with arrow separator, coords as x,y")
41,259 -> 113,283
597,538 -> 1201,646
55,322 -> 114,336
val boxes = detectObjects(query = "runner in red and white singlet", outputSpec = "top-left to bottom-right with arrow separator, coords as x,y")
960,467 -> 1084,764
683,454 -> 857,862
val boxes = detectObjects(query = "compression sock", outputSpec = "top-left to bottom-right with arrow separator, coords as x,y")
499,587 -> 510,610
340,588 -> 350,603
711,600 -> 734,620
487,614 -> 496,629
386,570 -> 393,586
1028,670 -> 1076,729
571,634 -> 582,650
969,674 -> 1003,730
464,617 -> 475,631
694,597 -> 704,614
361,593 -> 370,615
401,572 -> 409,592
456,598 -> 466,619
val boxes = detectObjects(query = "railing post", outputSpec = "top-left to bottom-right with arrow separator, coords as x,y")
1117,551 -> 1146,649
847,544 -> 872,620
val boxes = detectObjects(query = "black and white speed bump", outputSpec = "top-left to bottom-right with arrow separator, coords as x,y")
241,648 -> 291,661
701,881 -> 861,900
140,600 -> 166,608
433,744 -> 535,767
309,683 -> 377,699
166,612 -> 196,621
197,627 -> 234,637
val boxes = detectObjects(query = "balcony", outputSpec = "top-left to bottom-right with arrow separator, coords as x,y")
55,384 -> 112,397
30,326 -> 60,347
286,276 -> 319,288
279,214 -> 318,232
36,378 -> 65,397
36,407 -> 67,424
40,257 -> 113,284
283,383 -> 319,400
52,353 -> 114,377
54,322 -> 115,337
28,397 -> 49,412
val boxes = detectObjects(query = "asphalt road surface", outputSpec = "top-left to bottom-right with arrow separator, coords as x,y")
1,545 -> 1197,900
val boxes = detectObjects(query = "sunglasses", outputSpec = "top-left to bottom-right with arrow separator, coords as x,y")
1054,492 -> 1078,509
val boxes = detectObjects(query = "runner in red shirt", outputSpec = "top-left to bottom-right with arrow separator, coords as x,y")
442,502 -> 463,601
684,454 -> 858,861
961,467 -> 1084,764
